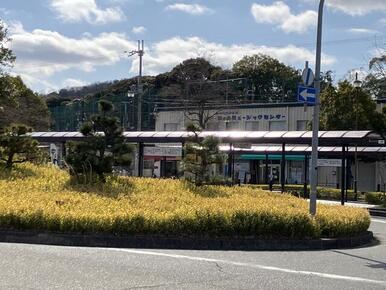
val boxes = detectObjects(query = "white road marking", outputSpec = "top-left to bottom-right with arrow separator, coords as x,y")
371,219 -> 386,224
108,248 -> 386,286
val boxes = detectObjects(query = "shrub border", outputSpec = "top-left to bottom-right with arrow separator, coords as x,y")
0,229 -> 374,251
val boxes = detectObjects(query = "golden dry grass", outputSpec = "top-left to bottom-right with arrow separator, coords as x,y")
0,163 -> 370,238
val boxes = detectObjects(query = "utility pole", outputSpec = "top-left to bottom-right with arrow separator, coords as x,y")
126,40 -> 145,177
126,40 -> 145,131
137,40 -> 144,131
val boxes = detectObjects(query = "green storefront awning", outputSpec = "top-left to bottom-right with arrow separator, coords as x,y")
240,154 -> 305,161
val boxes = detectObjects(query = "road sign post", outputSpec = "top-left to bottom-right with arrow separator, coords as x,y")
309,0 -> 325,216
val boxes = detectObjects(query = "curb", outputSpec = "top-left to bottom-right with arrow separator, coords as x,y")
369,208 -> 386,218
0,230 -> 374,251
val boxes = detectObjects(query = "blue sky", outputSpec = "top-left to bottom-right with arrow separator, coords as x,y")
0,0 -> 385,93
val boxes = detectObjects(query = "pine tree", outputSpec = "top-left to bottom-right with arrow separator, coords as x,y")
182,123 -> 225,186
0,124 -> 39,170
66,100 -> 133,182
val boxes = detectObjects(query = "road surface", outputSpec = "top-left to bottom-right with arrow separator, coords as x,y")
0,217 -> 385,289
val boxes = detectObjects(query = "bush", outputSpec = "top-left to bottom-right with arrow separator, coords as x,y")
365,192 -> 386,206
0,163 -> 370,239
245,184 -> 359,201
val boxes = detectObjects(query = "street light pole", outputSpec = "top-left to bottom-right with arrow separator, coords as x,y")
310,0 -> 325,216
353,72 -> 362,195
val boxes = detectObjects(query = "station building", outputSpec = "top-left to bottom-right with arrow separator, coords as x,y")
150,103 -> 385,192
34,102 -> 386,193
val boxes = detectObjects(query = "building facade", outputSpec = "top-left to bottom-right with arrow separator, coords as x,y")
150,103 -> 385,192
155,103 -> 313,132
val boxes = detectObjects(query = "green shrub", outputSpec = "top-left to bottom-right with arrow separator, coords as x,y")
365,192 -> 386,206
244,184 -> 359,201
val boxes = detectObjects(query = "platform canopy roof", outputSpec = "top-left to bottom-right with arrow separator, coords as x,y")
29,130 -> 385,147
219,145 -> 386,157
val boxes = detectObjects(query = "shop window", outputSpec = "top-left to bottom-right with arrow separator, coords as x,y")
269,121 -> 286,131
164,123 -> 178,131
245,121 -> 259,131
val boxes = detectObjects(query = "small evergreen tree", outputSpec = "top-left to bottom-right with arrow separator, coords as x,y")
0,124 -> 39,170
66,100 -> 132,182
182,123 -> 225,186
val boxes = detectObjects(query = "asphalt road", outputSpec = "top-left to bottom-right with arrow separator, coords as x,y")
0,217 -> 385,290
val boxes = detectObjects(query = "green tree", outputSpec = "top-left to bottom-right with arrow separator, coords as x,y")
182,123 -> 225,186
0,21 -> 15,75
157,58 -> 231,128
0,124 -> 39,170
320,80 -> 386,134
232,54 -> 301,102
0,20 -> 16,108
66,100 -> 133,183
364,54 -> 386,100
0,21 -> 49,130
0,76 -> 50,130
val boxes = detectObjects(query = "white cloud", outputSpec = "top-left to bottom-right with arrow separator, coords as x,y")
8,21 -> 136,78
50,0 -> 125,25
343,68 -> 367,84
63,78 -> 88,88
251,2 -> 317,34
138,36 -> 335,76
380,18 -> 386,25
7,22 -> 335,91
347,28 -> 379,34
325,0 -> 386,16
132,26 -> 146,34
11,72 -> 59,94
166,3 -> 213,15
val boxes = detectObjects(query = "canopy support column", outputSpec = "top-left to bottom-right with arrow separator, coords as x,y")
138,142 -> 144,177
304,154 -> 309,198
341,145 -> 346,205
265,153 -> 269,184
228,143 -> 233,183
281,143 -> 286,193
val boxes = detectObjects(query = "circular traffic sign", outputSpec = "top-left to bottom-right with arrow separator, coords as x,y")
302,68 -> 315,87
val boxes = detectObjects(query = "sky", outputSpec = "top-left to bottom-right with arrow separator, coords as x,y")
0,0 -> 385,93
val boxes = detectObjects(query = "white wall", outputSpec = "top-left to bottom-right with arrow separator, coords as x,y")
156,106 -> 313,131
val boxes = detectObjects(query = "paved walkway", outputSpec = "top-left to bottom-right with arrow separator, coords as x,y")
270,190 -> 380,209
313,199 -> 379,209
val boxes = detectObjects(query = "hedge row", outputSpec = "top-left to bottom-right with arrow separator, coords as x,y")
247,184 -> 360,201
365,192 -> 386,206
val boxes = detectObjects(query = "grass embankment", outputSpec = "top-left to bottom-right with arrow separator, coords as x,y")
0,164 -> 370,239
